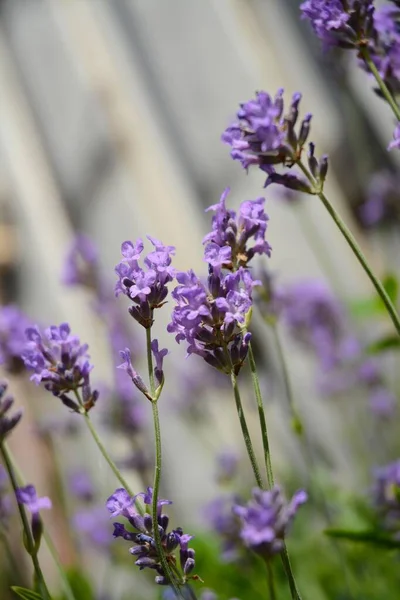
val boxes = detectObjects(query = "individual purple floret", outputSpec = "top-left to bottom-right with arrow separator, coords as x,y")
168,268 -> 253,375
0,305 -> 32,374
300,0 -> 375,49
106,486 -> 197,587
221,90 -> 325,191
16,484 -> 52,549
203,188 -> 271,270
0,381 -> 23,442
371,459 -> 400,535
359,170 -> 400,228
22,323 -> 99,413
62,234 -> 99,288
388,122 -> 400,150
233,486 -> 307,557
115,237 -> 175,329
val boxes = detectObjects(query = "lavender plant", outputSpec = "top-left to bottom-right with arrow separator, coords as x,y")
2,3 -> 400,600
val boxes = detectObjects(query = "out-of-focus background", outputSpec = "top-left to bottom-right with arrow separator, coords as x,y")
0,0 -> 398,595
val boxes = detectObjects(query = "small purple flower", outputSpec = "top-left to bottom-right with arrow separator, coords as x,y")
371,460 -> 400,535
0,381 -> 23,441
118,348 -> 150,399
16,484 -> 52,549
0,305 -> 32,374
22,323 -> 99,413
16,485 -> 52,514
115,236 -> 175,329
73,505 -> 113,551
388,122 -> 400,151
233,486 -> 307,557
62,234 -> 99,288
106,487 -> 196,586
206,494 -> 242,562
203,189 -> 271,270
300,0 -> 374,49
151,340 -> 169,387
222,91 -> 325,189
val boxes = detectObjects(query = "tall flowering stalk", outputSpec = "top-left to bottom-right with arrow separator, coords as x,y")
115,237 -> 191,598
169,189 -> 305,600
222,89 -> 400,338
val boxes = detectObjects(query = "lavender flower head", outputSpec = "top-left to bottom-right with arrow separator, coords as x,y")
300,0 -> 375,49
73,505 -> 113,551
0,381 -> 23,441
221,90 -> 325,192
107,486 -> 197,586
215,449 -> 239,484
62,234 -> 99,288
372,460 -> 400,535
0,305 -> 31,373
168,268 -> 253,375
203,188 -> 271,269
233,486 -> 307,557
206,494 -> 242,562
22,323 -> 99,413
115,236 -> 175,329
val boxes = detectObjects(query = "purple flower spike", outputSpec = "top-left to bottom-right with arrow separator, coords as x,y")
115,236 -> 175,329
16,485 -> 52,514
222,91 -> 321,188
0,381 -> 22,441
300,0 -> 374,50
106,487 -> 196,586
234,486 -> 307,558
22,323 -> 99,413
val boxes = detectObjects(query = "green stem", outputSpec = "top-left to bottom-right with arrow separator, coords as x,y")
297,159 -> 400,338
230,370 -> 263,488
266,560 -> 277,600
146,327 -> 184,599
246,342 -> 273,488
246,345 -> 302,600
0,443 -> 51,600
81,411 -> 144,516
360,46 -> 400,121
72,388 -> 144,516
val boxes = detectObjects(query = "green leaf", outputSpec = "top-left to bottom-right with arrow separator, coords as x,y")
367,334 -> 400,354
11,587 -> 43,600
324,528 -> 400,549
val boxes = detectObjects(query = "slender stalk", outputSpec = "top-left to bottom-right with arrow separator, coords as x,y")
359,46 -> 400,121
246,343 -> 273,488
266,559 -> 277,600
6,449 -> 77,600
269,325 -> 303,436
297,159 -> 400,337
72,389 -> 144,516
0,443 -> 51,599
230,370 -> 263,488
245,345 -> 302,600
145,327 -> 185,599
